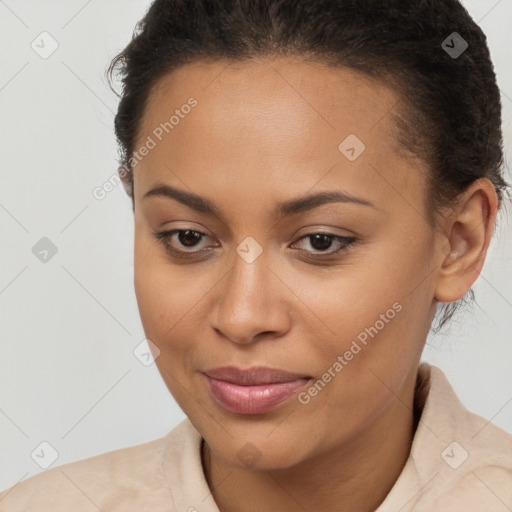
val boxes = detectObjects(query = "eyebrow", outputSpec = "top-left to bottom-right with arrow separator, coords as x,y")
143,183 -> 377,219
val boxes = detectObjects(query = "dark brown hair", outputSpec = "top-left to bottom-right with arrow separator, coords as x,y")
106,0 -> 509,330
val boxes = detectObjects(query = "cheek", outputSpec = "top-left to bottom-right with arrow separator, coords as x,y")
134,233 -> 179,343
133,233 -> 215,350
298,234 -> 431,335
296,232 -> 434,396
133,244 -> 198,405
295,272 -> 428,443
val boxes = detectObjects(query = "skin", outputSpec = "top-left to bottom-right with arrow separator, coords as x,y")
123,56 -> 499,512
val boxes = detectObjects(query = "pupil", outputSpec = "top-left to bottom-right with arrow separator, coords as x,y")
310,234 -> 332,251
179,230 -> 202,247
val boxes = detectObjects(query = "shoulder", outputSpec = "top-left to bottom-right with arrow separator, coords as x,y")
413,365 -> 512,510
0,430 -> 175,512
435,412 -> 512,509
426,436 -> 512,512
431,464 -> 512,511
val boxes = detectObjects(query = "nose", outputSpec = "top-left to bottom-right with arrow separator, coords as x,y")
210,252 -> 291,345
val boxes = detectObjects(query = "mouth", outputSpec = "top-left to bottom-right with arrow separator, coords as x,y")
201,366 -> 312,414
202,365 -> 312,385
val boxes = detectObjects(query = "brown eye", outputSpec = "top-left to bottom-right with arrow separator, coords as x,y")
308,234 -> 336,251
176,230 -> 204,248
152,229 -> 213,258
292,232 -> 357,256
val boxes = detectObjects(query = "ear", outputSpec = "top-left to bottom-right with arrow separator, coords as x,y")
434,178 -> 499,303
118,165 -> 133,197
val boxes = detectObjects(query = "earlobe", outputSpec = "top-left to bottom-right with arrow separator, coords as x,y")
434,178 -> 499,303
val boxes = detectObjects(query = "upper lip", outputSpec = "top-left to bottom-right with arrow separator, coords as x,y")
203,366 -> 311,385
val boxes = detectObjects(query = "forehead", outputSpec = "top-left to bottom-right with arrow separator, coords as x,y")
139,56 -> 401,147
133,57 -> 426,215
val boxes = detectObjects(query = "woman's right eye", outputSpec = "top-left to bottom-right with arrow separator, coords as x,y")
152,229 -> 214,258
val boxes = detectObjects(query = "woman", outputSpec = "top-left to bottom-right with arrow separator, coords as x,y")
1,0 -> 511,510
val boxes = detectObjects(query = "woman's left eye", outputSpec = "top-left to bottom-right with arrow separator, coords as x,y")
292,233 -> 357,255
152,229 -> 357,259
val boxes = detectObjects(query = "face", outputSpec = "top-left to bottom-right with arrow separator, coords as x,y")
131,56 -> 441,470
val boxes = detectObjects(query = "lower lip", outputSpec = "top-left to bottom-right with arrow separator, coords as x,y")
203,374 -> 311,414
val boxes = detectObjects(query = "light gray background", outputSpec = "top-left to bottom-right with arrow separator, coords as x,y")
0,0 -> 511,491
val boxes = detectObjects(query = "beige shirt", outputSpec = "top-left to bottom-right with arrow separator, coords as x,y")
1,363 -> 511,511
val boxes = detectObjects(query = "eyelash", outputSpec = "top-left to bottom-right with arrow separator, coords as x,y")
152,228 -> 357,260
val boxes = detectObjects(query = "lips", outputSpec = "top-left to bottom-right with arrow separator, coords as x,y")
202,365 -> 311,385
201,366 -> 313,414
